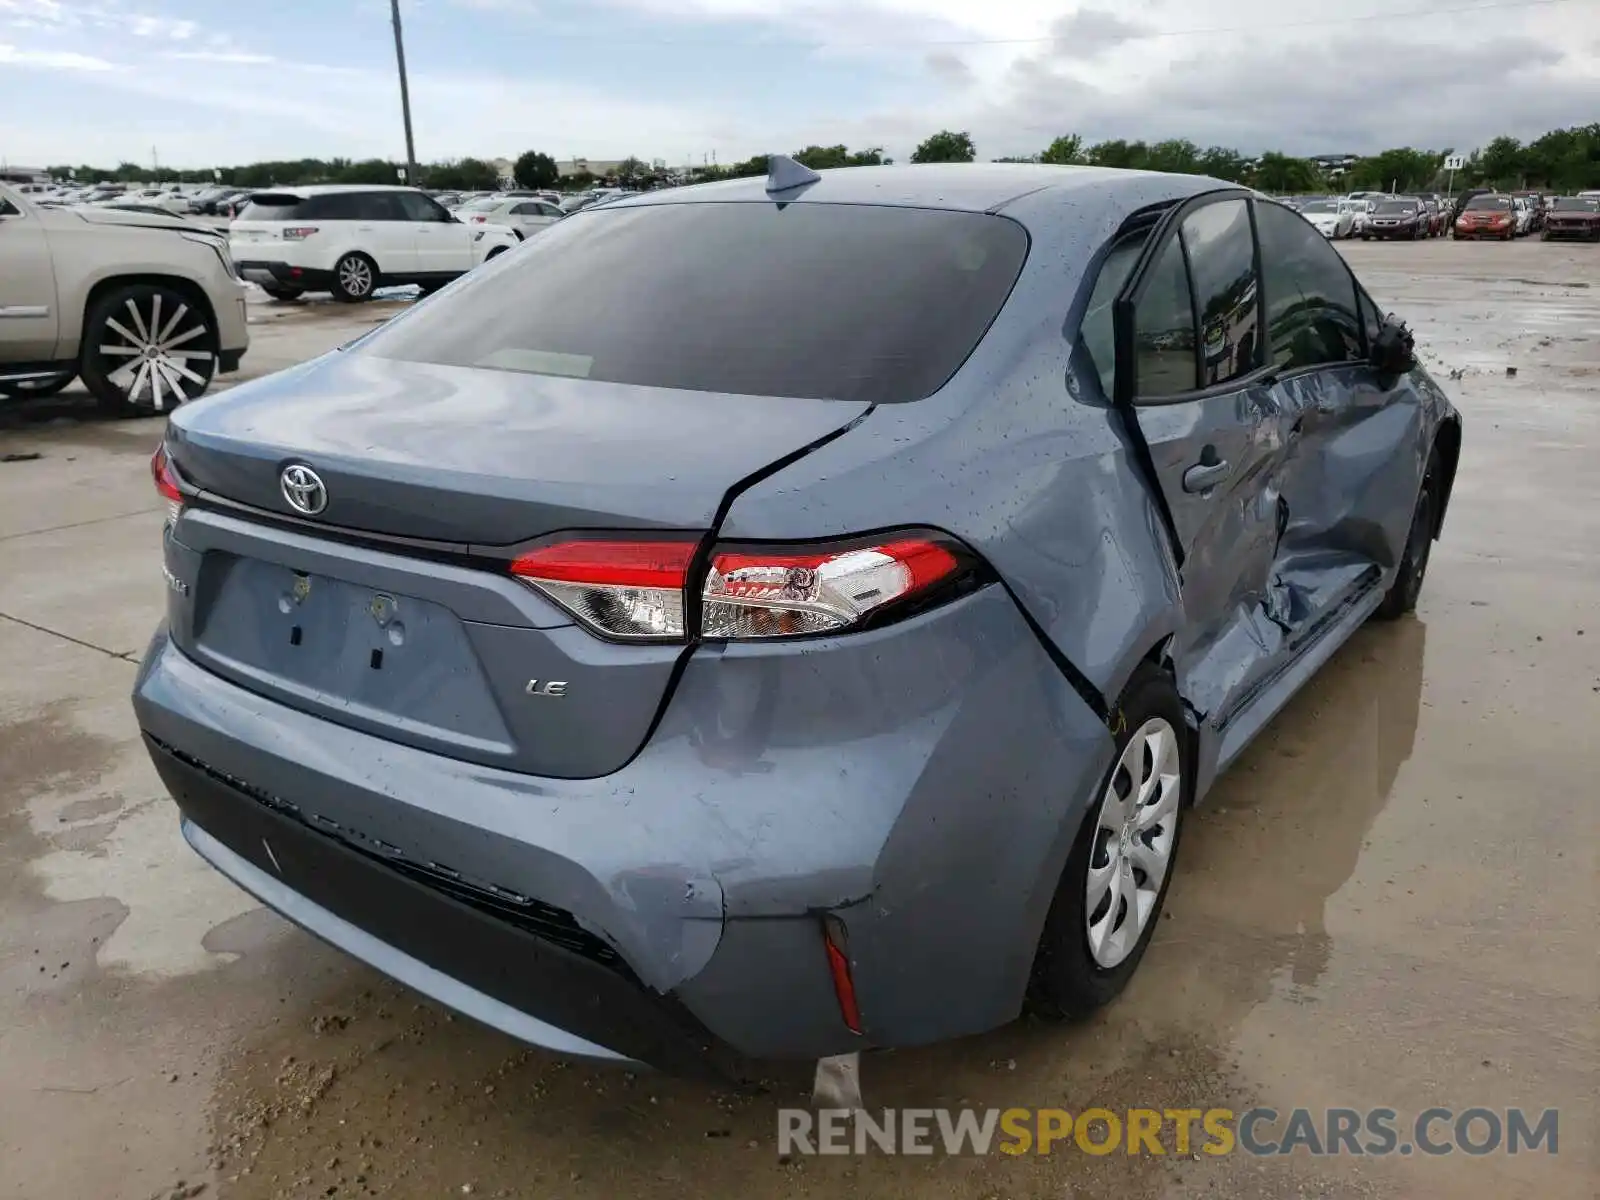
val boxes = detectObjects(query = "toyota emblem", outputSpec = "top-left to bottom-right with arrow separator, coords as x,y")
280,464 -> 328,516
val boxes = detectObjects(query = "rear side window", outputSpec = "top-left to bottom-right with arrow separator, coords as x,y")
1132,236 -> 1199,398
1180,199 -> 1261,388
1254,201 -> 1363,372
358,202 -> 1029,404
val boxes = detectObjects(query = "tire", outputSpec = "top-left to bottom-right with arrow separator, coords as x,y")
1374,446 -> 1442,621
79,283 -> 217,417
1028,663 -> 1189,1019
485,246 -> 508,261
261,285 -> 304,301
0,371 -> 74,399
331,252 -> 378,303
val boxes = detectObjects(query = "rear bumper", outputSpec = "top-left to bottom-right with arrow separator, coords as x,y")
133,584 -> 1113,1066
235,260 -> 332,291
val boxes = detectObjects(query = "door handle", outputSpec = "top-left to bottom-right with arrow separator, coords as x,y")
1182,459 -> 1232,493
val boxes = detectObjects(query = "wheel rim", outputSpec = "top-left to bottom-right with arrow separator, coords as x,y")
1086,716 -> 1182,969
97,293 -> 213,411
339,257 -> 373,296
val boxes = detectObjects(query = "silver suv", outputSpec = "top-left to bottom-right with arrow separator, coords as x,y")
0,182 -> 249,414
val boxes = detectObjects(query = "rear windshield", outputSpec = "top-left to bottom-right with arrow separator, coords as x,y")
236,194 -> 306,221
1465,196 -> 1512,211
359,202 -> 1030,404
1552,197 -> 1599,212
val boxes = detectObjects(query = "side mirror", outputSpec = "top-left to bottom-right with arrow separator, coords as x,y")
1370,315 -> 1416,378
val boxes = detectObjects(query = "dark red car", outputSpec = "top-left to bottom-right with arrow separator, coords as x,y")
1542,197 -> 1600,242
1453,194 -> 1516,241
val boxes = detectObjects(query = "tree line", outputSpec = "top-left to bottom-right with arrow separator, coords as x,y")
917,125 -> 1599,194
42,123 -> 1598,194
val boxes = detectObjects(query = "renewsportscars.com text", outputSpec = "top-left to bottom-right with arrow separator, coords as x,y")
777,1106 -> 1560,1158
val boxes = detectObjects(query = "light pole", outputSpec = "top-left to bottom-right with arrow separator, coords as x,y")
389,0 -> 419,186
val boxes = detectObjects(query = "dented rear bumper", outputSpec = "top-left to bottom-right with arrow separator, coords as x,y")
133,581 -> 1113,1065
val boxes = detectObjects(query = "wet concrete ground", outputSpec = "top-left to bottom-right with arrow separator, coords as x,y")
1,241 -> 1595,1199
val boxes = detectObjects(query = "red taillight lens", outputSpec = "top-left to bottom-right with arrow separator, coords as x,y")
282,226 -> 320,240
703,538 -> 959,639
151,444 -> 183,527
511,539 -> 697,640
471,216 -> 487,223
510,532 -> 971,642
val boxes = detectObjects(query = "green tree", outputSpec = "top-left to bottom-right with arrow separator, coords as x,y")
911,131 -> 976,163
1253,151 -> 1320,193
1477,136 -> 1524,187
514,150 -> 559,188
992,155 -> 1040,163
1084,139 -> 1148,170
114,161 -> 144,181
1346,148 -> 1443,192
613,156 -> 647,184
1197,146 -> 1248,182
793,144 -> 885,169
1146,139 -> 1201,175
1039,134 -> 1084,165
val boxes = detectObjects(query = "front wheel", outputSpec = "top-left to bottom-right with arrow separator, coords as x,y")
0,371 -> 75,399
79,283 -> 217,417
1029,664 -> 1188,1019
1375,447 -> 1441,621
332,252 -> 378,303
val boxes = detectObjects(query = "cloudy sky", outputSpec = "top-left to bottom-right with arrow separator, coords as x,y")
1,0 -> 1596,168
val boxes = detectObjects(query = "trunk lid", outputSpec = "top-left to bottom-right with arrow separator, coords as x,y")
162,352 -> 870,779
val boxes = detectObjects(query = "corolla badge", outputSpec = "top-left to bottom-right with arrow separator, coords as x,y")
280,464 -> 328,515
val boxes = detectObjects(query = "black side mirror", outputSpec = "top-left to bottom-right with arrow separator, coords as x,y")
1371,315 -> 1416,378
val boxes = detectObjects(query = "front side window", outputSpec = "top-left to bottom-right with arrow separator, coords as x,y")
1254,201 -> 1363,372
1180,199 -> 1261,388
397,192 -> 448,222
1132,235 -> 1198,399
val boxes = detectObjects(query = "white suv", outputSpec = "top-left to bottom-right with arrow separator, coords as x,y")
228,185 -> 516,302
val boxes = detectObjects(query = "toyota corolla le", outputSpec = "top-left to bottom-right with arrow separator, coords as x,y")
135,161 -> 1461,1075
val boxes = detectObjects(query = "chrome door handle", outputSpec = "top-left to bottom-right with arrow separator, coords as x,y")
1182,460 -> 1232,493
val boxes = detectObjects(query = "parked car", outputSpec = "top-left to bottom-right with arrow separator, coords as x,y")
1512,192 -> 1545,233
1337,198 -> 1369,235
1509,196 -> 1534,237
1417,198 -> 1446,237
1362,198 -> 1426,240
1453,194 -> 1516,240
228,184 -> 495,302
1295,197 -> 1355,239
0,182 -> 247,413
1541,196 -> 1600,241
455,196 -> 564,239
135,162 -> 1461,1075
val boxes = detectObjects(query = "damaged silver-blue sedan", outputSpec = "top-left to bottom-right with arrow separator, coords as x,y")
134,160 -> 1462,1077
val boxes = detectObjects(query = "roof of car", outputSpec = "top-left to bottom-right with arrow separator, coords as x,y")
245,184 -> 424,197
608,163 -> 1228,218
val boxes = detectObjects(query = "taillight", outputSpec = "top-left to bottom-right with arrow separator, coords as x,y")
511,539 -> 697,640
510,531 -> 976,642
150,443 -> 183,528
471,215 -> 488,223
703,538 -> 959,638
282,226 -> 320,240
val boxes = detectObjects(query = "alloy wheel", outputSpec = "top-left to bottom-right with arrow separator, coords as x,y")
96,293 -> 214,412
1085,716 -> 1182,969
338,255 -> 374,299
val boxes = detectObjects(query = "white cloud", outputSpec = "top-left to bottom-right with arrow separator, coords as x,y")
0,39 -> 118,69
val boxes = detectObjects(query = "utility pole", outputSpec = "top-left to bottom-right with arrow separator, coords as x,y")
389,0 -> 419,186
